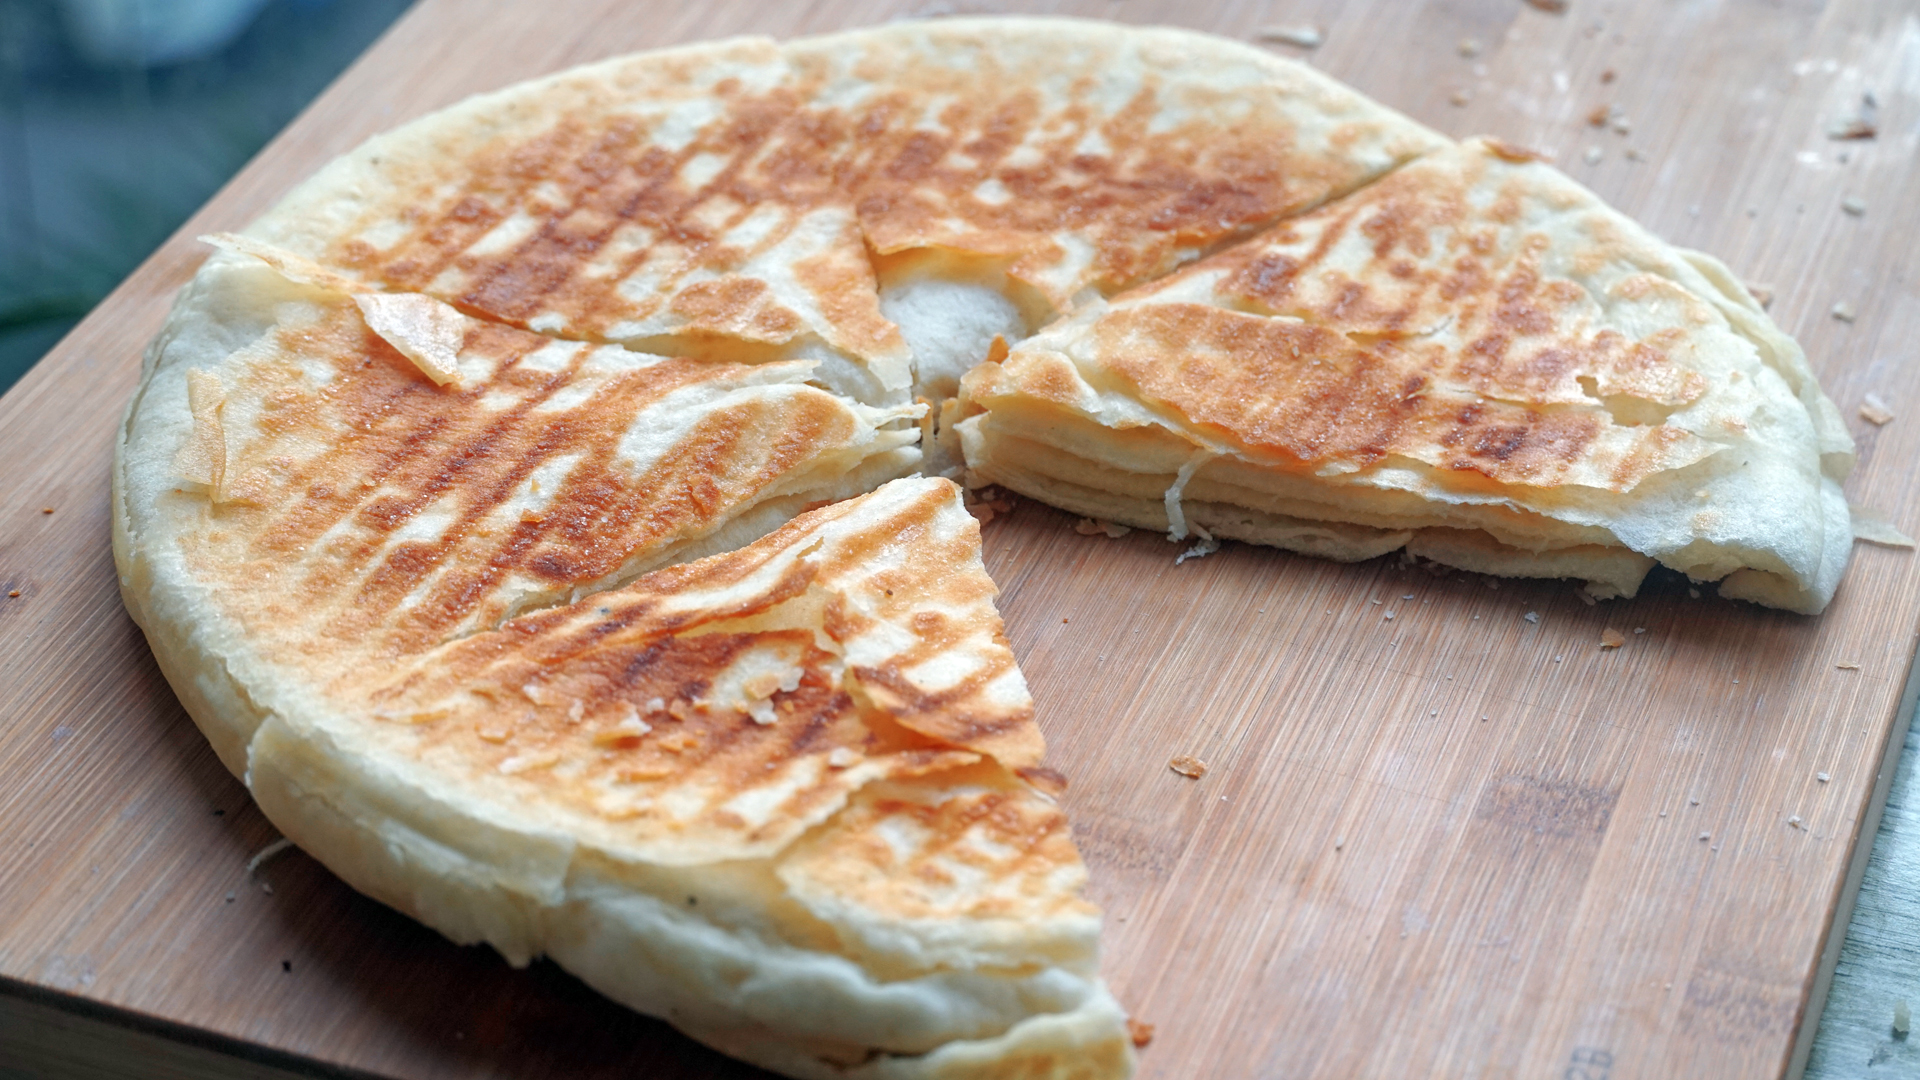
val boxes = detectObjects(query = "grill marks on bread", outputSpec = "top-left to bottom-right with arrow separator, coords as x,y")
206,295 -> 869,656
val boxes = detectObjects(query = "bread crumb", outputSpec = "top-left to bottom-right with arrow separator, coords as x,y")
40,507 -> 53,514
1583,145 -> 1603,164
1634,627 -> 1646,634
1837,661 -> 1861,670
1586,104 -> 1611,127
1826,93 -> 1878,140
1450,87 -> 1474,107
1689,797 -> 1700,805
1745,282 -> 1774,309
1334,836 -> 1345,850
1600,629 -> 1625,648
966,502 -> 996,525
1624,146 -> 1647,161
1383,611 -> 1395,621
1860,393 -> 1894,425
1788,815 -> 1802,828
1831,301 -> 1857,323
1600,68 -> 1616,83
1698,832 -> 1710,841
1842,195 -> 1867,216
6,590 -> 17,598
1168,755 -> 1208,779
1256,24 -> 1322,48
1523,611 -> 1540,624
1457,37 -> 1482,57
1525,0 -> 1569,13
1127,1019 -> 1155,1048
1817,771 -> 1831,783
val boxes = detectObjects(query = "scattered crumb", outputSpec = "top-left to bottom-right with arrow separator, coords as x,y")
1062,617 -> 1069,623
1789,815 -> 1802,828
1624,147 -> 1647,162
1586,104 -> 1611,127
1457,37 -> 1482,57
6,590 -> 17,598
1859,393 -> 1894,426
1745,282 -> 1774,309
282,960 -> 292,974
1127,1019 -> 1155,1049
1600,68 -> 1615,84
1688,587 -> 1701,599
1524,0 -> 1569,13
1634,627 -> 1646,634
1690,798 -> 1700,806
1698,832 -> 1710,841
1371,598 -> 1382,605
1334,836 -> 1346,850
1383,611 -> 1395,621
1168,755 -> 1208,779
1450,87 -> 1474,107
1402,594 -> 1414,600
1837,661 -> 1861,670
1256,24 -> 1323,48
1600,629 -> 1625,649
966,503 -> 996,525
40,507 -> 53,515
1817,771 -> 1831,783
224,892 -> 235,903
1659,810 -> 1667,817
1578,590 -> 1597,606
1610,114 -> 1632,136
1523,611 -> 1540,624
1826,92 -> 1879,140
1842,195 -> 1867,216
1554,655 -> 1563,663
1832,301 -> 1857,322
1583,145 -> 1603,165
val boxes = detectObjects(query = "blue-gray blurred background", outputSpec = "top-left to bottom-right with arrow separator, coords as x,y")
0,0 -> 413,395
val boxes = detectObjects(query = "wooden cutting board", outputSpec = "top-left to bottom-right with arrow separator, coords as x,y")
4,1 -> 1918,1077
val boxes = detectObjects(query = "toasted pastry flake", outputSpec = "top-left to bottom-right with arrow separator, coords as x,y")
172,369 -> 227,497
353,293 -> 466,386
1600,628 -> 1626,649
1168,755 -> 1208,778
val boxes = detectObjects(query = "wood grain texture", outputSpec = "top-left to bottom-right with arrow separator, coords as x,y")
2,1 -> 1917,1078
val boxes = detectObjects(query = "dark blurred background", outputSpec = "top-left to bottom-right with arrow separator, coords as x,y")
0,0 -> 413,395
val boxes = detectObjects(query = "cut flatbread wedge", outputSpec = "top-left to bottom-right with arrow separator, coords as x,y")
957,138 -> 1855,611
235,18 -> 1443,408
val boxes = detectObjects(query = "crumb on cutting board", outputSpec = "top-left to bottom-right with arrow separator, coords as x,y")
1860,393 -> 1894,426
1168,755 -> 1208,779
1600,629 -> 1625,649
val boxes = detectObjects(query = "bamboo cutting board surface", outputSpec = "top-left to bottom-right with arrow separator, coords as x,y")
3,2 -> 1919,1077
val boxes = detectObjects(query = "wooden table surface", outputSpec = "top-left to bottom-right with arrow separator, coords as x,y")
4,2 -> 1919,1078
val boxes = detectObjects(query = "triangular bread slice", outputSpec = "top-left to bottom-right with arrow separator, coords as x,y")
235,19 -> 1444,409
242,476 -> 1131,1078
956,137 -> 1855,612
